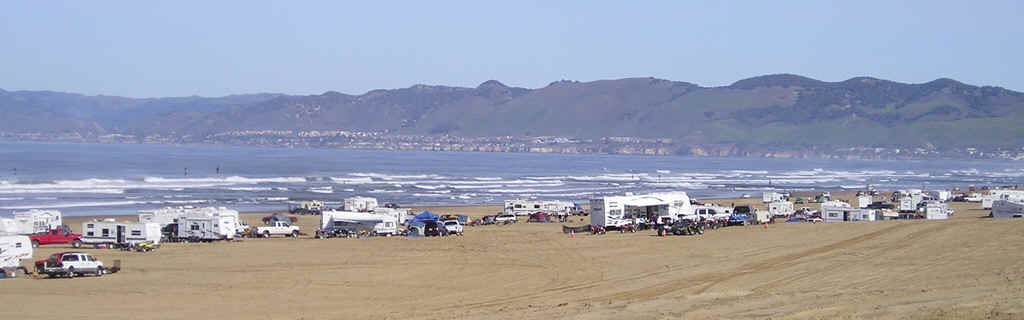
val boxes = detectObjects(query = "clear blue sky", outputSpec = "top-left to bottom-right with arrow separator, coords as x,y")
2,1 -> 1021,97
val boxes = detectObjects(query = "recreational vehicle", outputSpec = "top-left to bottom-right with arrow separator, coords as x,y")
857,195 -> 872,209
0,235 -> 32,277
344,196 -> 379,212
589,192 -> 692,228
318,210 -> 399,237
982,190 -> 1024,209
176,215 -> 237,241
140,207 -> 246,235
927,190 -> 952,202
504,199 -> 576,216
7,209 -> 63,234
992,200 -> 1024,218
821,201 -> 852,223
923,202 -> 951,220
762,192 -> 788,203
80,220 -> 162,247
768,201 -> 794,217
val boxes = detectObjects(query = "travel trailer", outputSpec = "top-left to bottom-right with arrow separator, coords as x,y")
992,200 -> 1024,218
372,207 -> 409,225
318,210 -> 399,237
821,201 -> 852,223
927,190 -> 952,202
0,235 -> 32,277
140,207 -> 246,235
768,201 -> 794,217
80,220 -> 162,247
176,214 -> 238,241
504,199 -> 576,216
982,190 -> 1024,209
857,195 -> 873,209
923,202 -> 951,220
344,196 -> 379,212
762,192 -> 788,203
6,210 -> 63,234
589,192 -> 692,228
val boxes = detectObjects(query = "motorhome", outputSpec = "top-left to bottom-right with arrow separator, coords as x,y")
344,196 -> 379,212
80,220 -> 162,247
0,235 -> 32,277
762,192 -> 788,203
318,210 -> 399,237
7,210 -> 63,234
589,192 -> 692,228
768,201 -> 794,217
992,200 -> 1024,218
504,199 -> 576,216
176,214 -> 238,241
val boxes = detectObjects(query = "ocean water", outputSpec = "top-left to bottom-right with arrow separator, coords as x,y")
0,141 -> 1021,216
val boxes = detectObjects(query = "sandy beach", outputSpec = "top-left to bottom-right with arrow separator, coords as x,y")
3,195 -> 1023,319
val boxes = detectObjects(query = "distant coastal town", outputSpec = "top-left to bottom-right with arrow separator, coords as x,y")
3,130 -> 1022,161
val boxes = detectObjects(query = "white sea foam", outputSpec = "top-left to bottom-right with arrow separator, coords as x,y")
0,200 -> 140,210
329,177 -> 375,184
0,197 -> 25,201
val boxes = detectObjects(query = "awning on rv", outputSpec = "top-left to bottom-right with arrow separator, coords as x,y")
620,197 -> 668,207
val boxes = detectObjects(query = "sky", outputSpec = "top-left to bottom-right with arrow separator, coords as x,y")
1,1 -> 1022,97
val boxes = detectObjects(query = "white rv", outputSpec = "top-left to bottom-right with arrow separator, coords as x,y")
589,192 -> 692,228
372,207 -> 409,225
768,201 -> 794,217
927,190 -> 952,202
692,204 -> 731,221
992,200 -> 1024,218
319,210 -> 399,237
8,209 -> 63,234
982,190 -> 1024,209
923,202 -> 951,220
177,214 -> 237,241
821,201 -> 852,223
81,220 -> 162,247
857,195 -> 873,209
140,206 -> 246,235
898,197 -> 919,213
0,235 -> 32,277
344,196 -> 379,212
762,192 -> 788,203
504,199 -> 576,216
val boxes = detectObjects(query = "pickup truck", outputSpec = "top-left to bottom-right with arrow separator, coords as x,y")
29,226 -> 82,248
256,221 -> 300,238
442,219 -> 463,236
34,252 -> 104,278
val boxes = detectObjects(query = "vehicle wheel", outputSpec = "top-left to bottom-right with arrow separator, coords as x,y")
67,267 -> 76,278
31,240 -> 40,248
697,226 -> 705,235
291,230 -> 299,238
71,239 -> 82,248
657,228 -> 665,237
96,266 -> 104,277
263,231 -> 271,238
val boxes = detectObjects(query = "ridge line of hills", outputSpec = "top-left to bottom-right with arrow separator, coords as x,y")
2,74 -> 1022,160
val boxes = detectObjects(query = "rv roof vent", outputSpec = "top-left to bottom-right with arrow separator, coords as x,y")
624,192 -> 634,196
103,218 -> 115,222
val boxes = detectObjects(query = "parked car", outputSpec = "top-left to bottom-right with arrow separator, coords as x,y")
34,252 -> 104,278
423,221 -> 449,237
494,214 -> 517,223
28,225 -> 82,248
256,221 -> 301,238
442,220 -> 463,235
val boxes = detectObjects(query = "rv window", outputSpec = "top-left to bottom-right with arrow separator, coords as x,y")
102,229 -> 110,237
131,230 -> 141,236
829,213 -> 838,218
534,205 -> 541,209
515,204 -> 522,209
191,224 -> 200,231
87,232 -> 94,236
15,243 -> 21,248
87,223 -> 94,228
608,209 -> 622,217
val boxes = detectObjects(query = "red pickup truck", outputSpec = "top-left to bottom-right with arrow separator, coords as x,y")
29,226 -> 83,248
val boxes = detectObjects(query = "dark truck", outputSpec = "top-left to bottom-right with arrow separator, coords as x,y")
29,225 -> 83,248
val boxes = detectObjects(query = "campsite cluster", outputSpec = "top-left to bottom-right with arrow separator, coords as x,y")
1,187 -> 1023,279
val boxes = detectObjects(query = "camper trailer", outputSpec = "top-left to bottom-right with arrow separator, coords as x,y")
504,199 -> 576,216
982,190 -> 1024,209
923,203 -> 951,220
140,207 -> 246,235
8,209 -> 63,234
927,190 -> 952,202
589,192 -> 692,228
768,201 -> 794,217
822,201 -> 877,222
857,195 -> 873,209
372,207 -> 409,225
762,192 -> 788,203
344,196 -> 379,212
80,220 -> 162,247
318,210 -> 399,237
992,200 -> 1024,218
898,197 -> 919,213
176,215 -> 237,241
0,235 -> 32,277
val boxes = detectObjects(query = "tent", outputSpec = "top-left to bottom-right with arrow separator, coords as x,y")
414,211 -> 439,222
528,212 -> 551,223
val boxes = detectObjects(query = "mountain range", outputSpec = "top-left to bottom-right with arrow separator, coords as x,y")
2,74 -> 1022,155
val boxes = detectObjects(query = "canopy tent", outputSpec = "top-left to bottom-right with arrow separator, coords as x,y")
414,211 -> 439,222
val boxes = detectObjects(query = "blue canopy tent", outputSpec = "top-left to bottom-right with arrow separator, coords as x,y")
414,211 -> 439,222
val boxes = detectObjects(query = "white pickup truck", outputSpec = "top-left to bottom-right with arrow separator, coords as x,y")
256,221 -> 300,238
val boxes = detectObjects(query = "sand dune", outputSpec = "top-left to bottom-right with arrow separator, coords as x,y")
3,201 -> 1023,319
